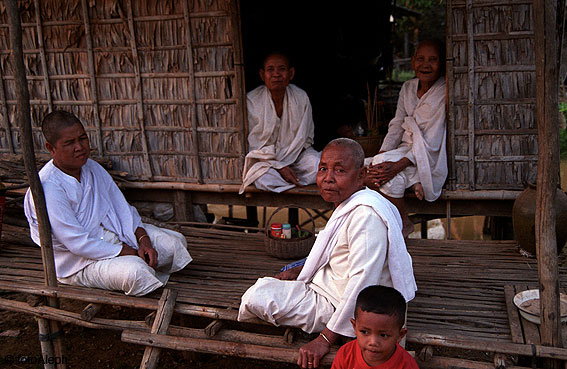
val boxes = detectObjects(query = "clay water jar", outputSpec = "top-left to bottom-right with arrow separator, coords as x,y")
512,183 -> 567,255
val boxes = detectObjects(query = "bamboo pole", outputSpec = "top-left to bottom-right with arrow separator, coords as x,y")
534,0 -> 563,367
80,0 -> 104,157
5,1 -> 66,368
182,0 -> 204,183
33,0 -> 53,113
6,98 -> 238,105
2,71 -> 236,79
466,0 -> 476,190
417,356 -> 537,369
407,333 -> 567,361
0,41 -> 235,54
446,0 -> 455,191
11,10 -> 228,27
37,318 -> 56,369
230,0 -> 249,170
122,330 -> 337,367
124,0 -> 153,181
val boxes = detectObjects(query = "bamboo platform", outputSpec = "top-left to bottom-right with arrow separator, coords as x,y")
1,222 -> 567,368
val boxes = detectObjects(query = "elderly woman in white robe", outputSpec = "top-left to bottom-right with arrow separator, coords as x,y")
239,52 -> 320,194
365,39 -> 448,237
238,139 -> 416,368
24,111 -> 192,296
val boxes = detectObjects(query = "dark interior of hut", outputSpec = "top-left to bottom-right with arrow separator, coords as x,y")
239,1 -> 394,151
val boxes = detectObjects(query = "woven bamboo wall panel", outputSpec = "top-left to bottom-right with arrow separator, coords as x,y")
194,47 -> 234,72
474,162 -> 536,189
473,5 -> 532,33
151,154 -> 196,179
452,71 -> 536,101
451,39 -> 534,68
198,131 -> 240,154
143,105 -> 191,128
447,0 -> 537,191
453,161 -> 536,190
197,104 -> 236,128
200,157 -> 240,182
195,76 -> 234,100
454,104 -> 537,131
0,0 -> 246,183
475,135 -> 537,158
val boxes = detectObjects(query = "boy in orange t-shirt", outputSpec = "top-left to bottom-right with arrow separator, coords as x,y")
331,285 -> 419,368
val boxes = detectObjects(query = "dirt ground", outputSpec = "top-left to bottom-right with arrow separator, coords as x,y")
0,290 -> 499,369
0,292 -> 304,369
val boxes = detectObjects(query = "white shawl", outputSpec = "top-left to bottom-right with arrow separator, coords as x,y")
239,84 -> 314,194
297,188 -> 417,302
381,78 -> 447,201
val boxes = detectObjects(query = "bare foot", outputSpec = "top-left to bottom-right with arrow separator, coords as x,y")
411,183 -> 424,200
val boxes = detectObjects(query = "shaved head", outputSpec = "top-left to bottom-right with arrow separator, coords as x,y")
324,138 -> 365,169
42,110 -> 84,145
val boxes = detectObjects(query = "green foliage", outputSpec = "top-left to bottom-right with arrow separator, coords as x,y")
392,69 -> 415,82
560,101 -> 567,117
561,128 -> 567,159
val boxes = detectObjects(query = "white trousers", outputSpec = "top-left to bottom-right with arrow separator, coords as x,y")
254,147 -> 321,193
58,223 -> 192,296
238,277 -> 335,334
365,148 -> 419,199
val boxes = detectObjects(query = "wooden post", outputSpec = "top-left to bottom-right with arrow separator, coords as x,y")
5,1 -> 66,367
37,318 -> 56,369
534,0 -> 563,367
140,288 -> 178,369
173,190 -> 194,222
230,0 -> 249,168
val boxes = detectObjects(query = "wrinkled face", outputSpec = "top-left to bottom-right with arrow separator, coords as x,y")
316,145 -> 365,207
350,309 -> 406,366
46,123 -> 90,178
412,44 -> 441,85
259,54 -> 295,93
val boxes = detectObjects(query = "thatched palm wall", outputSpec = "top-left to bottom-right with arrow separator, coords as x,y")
447,0 -> 538,190
0,0 -> 246,184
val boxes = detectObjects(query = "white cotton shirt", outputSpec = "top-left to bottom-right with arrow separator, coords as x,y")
309,205 -> 393,336
24,159 -> 142,278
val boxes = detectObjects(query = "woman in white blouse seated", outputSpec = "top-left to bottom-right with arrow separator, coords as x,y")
365,39 -> 448,237
24,110 -> 192,296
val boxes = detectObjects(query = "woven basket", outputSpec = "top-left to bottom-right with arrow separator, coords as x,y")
264,206 -> 316,259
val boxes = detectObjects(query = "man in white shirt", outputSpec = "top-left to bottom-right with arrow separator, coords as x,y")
238,138 -> 417,368
239,52 -> 320,194
24,110 -> 192,296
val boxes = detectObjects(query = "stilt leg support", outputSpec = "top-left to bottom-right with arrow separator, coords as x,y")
139,288 -> 178,369
80,303 -> 102,322
204,320 -> 224,337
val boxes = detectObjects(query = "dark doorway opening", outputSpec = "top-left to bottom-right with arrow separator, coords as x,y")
239,1 -> 394,150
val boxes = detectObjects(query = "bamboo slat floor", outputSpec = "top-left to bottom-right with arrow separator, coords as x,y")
1,222 -> 567,367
